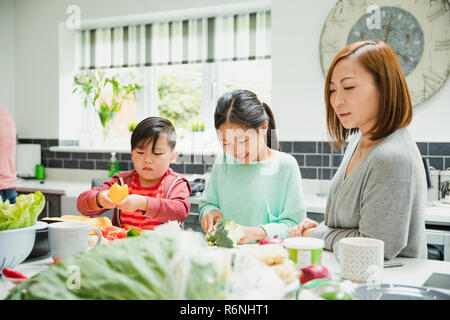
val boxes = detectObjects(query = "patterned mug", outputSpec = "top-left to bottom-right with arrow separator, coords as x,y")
337,237 -> 384,283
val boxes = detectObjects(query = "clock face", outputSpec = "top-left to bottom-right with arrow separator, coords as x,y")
319,0 -> 450,107
347,7 -> 424,77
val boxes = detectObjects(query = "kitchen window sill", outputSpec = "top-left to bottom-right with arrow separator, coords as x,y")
49,143 -> 220,156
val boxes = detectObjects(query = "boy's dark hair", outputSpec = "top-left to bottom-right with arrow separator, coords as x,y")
214,90 -> 280,151
131,117 -> 176,152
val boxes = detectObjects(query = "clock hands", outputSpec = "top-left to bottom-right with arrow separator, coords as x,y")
383,13 -> 393,43
394,50 -> 414,63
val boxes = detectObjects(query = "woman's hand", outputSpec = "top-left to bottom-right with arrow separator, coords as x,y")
288,218 -> 319,238
201,210 -> 223,234
237,226 -> 267,245
96,190 -> 116,209
117,194 -> 148,212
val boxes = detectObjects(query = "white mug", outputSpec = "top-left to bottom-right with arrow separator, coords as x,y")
48,221 -> 103,259
337,237 -> 384,283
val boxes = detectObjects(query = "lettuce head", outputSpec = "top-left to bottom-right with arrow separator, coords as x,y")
0,191 -> 45,231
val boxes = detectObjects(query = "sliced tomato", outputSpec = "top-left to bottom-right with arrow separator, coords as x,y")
100,225 -> 128,241
116,230 -> 127,239
123,224 -> 144,234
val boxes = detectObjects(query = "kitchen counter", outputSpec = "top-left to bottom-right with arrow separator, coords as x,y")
190,193 -> 450,224
1,249 -> 449,300
16,178 -> 90,197
16,174 -> 450,225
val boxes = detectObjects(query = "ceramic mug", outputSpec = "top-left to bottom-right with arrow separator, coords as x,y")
337,237 -> 384,283
48,221 -> 102,259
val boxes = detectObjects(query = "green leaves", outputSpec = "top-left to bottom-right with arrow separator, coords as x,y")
72,70 -> 142,128
6,232 -> 225,300
0,191 -> 45,231
157,73 -> 202,131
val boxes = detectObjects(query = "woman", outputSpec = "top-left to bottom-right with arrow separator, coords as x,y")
289,40 -> 427,260
200,90 -> 306,243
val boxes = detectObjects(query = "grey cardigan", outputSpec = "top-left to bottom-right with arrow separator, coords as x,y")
311,127 -> 427,260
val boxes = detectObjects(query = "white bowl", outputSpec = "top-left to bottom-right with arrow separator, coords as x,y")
0,221 -> 47,273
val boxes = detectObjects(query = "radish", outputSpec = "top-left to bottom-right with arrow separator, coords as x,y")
300,264 -> 330,284
259,235 -> 284,246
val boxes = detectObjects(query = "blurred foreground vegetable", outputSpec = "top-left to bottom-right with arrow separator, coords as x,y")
6,230 -> 228,300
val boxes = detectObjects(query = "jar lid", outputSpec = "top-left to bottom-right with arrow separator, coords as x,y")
284,237 -> 324,250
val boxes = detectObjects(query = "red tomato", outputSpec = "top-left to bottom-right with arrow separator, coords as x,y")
123,224 -> 144,234
51,257 -> 63,266
100,226 -> 129,241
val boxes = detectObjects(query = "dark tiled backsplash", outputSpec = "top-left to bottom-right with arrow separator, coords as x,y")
18,139 -> 450,180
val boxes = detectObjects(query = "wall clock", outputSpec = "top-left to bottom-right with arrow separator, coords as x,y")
319,0 -> 450,107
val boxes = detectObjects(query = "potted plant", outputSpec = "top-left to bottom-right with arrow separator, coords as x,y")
190,118 -> 205,133
73,70 -> 142,141
127,121 -> 138,140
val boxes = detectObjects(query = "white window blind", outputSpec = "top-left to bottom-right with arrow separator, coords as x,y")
77,11 -> 271,69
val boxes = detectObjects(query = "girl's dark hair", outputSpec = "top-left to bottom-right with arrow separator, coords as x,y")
131,117 -> 176,152
214,90 -> 280,151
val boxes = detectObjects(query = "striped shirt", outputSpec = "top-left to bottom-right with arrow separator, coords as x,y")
119,171 -> 168,230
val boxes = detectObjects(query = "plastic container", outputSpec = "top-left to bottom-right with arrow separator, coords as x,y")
284,237 -> 324,269
108,152 -> 120,177
0,221 -> 47,273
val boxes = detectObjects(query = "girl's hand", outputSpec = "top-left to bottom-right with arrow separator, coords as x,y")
97,190 -> 116,209
201,210 -> 223,234
117,194 -> 148,212
288,218 -> 319,238
302,227 -> 316,238
237,226 -> 267,244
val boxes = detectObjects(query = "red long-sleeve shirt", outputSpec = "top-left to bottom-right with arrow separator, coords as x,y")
77,168 -> 191,228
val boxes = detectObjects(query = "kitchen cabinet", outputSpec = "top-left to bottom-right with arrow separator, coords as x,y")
16,178 -> 92,218
185,200 -> 203,233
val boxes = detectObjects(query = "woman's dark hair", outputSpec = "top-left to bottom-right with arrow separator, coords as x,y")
214,90 -> 280,151
131,117 -> 176,152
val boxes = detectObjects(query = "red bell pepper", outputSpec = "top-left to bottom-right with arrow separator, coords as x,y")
2,268 -> 28,279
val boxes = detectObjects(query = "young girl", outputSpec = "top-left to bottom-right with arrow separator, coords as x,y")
199,90 -> 306,243
77,117 -> 191,230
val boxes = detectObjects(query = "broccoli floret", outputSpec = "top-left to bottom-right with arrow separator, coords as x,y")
205,232 -> 216,246
214,218 -> 244,248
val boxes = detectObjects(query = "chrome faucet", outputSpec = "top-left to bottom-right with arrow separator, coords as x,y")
440,180 -> 450,201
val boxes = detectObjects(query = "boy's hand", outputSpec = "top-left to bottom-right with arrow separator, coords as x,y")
117,194 -> 148,213
97,190 -> 115,209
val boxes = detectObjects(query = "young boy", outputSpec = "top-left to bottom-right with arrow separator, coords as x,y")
77,117 -> 191,230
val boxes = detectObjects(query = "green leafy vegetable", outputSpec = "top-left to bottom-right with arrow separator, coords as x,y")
205,233 -> 216,246
6,232 -> 227,300
126,226 -> 141,237
213,218 -> 244,248
0,191 -> 45,231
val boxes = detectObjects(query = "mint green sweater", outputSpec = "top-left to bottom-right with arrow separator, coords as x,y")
199,151 -> 306,239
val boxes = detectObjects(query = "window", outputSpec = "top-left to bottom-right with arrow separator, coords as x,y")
222,59 -> 271,105
66,9 -> 272,153
76,59 -> 271,151
154,63 -> 203,138
144,59 -> 271,152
